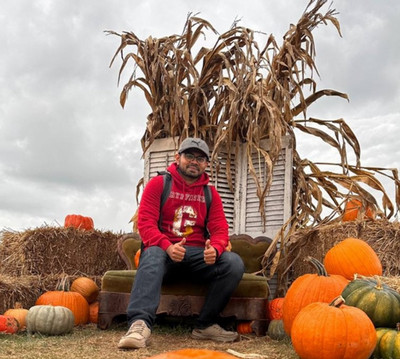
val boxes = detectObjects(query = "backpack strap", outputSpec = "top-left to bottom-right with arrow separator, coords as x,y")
140,171 -> 172,253
203,185 -> 212,239
157,171 -> 172,231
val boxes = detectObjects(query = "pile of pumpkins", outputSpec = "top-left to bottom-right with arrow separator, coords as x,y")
0,276 -> 100,336
266,237 -> 400,359
1,214 -> 98,335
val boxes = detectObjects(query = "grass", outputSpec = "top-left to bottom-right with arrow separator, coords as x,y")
0,321 -> 298,359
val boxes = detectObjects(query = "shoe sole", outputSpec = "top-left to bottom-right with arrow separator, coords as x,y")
118,338 -> 150,350
191,332 -> 238,343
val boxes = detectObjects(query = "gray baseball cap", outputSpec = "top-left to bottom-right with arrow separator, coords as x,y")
178,137 -> 210,159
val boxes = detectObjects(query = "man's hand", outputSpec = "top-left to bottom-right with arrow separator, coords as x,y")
166,238 -> 186,262
204,239 -> 217,265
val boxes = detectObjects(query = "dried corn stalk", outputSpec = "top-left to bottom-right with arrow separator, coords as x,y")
107,0 -> 400,294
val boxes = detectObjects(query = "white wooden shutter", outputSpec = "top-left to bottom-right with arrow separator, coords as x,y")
207,147 -> 237,233
238,136 -> 293,238
144,137 -> 177,183
143,135 -> 293,239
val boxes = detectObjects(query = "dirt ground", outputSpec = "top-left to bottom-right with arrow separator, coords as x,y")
1,322 -> 298,359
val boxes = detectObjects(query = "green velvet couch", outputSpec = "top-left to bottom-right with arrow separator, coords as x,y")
98,233 -> 272,335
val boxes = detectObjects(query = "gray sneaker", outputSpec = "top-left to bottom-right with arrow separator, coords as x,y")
191,324 -> 239,342
118,320 -> 151,349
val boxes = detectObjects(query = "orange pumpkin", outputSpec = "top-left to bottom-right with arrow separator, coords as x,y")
36,277 -> 89,325
134,249 -> 141,269
323,237 -> 382,280
0,315 -> 19,334
236,321 -> 253,334
267,297 -> 284,320
291,296 -> 376,359
64,214 -> 94,230
89,301 -> 99,324
342,198 -> 375,222
147,349 -> 237,359
282,256 -> 348,336
70,277 -> 99,304
4,302 -> 29,330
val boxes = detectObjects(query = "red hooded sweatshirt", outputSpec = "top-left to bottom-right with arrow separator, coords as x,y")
137,162 -> 229,256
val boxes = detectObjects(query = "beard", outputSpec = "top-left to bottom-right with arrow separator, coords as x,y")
178,163 -> 203,179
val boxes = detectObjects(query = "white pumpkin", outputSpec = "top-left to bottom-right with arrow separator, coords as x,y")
27,305 -> 74,335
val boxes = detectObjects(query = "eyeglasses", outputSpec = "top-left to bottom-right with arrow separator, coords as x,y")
182,152 -> 208,164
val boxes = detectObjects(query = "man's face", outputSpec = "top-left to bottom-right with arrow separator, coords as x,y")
176,150 -> 208,180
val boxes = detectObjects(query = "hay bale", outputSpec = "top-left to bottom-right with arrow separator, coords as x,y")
0,273 -> 102,313
379,275 -> 400,293
0,274 -> 41,313
0,226 -> 126,276
288,219 -> 400,280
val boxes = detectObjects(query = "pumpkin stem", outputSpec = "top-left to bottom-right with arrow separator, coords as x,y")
329,295 -> 345,308
374,276 -> 383,290
305,256 -> 328,277
56,275 -> 71,291
14,302 -> 23,309
366,275 -> 384,290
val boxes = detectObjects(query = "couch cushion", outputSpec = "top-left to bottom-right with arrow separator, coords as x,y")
101,270 -> 268,298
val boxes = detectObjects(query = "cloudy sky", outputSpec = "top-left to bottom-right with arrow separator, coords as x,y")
1,0 -> 399,233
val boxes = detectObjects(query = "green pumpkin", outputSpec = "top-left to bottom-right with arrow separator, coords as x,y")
372,325 -> 400,359
26,305 -> 74,336
341,277 -> 400,328
267,319 -> 288,341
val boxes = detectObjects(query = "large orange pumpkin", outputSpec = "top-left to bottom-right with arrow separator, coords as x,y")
4,302 -> 29,331
323,237 -> 382,280
282,257 -> 348,336
342,198 -> 375,222
36,277 -> 89,325
70,277 -> 99,304
64,214 -> 94,231
147,349 -> 237,359
291,296 -> 376,359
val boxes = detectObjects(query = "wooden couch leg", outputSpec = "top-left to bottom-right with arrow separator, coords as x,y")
251,320 -> 268,336
97,313 -> 115,330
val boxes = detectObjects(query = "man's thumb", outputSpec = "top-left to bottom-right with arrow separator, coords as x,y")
179,238 -> 186,246
205,239 -> 211,249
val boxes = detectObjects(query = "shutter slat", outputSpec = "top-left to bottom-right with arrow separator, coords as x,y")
244,146 -> 289,235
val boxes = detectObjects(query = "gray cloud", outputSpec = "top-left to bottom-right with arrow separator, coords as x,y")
1,0 -> 399,232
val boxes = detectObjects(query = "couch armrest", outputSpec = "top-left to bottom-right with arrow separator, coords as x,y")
117,233 -> 142,270
229,234 -> 274,273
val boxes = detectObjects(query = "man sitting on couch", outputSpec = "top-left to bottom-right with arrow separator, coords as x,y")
118,138 -> 245,350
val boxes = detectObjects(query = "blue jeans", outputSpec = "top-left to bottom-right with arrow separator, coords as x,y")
126,245 -> 245,329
